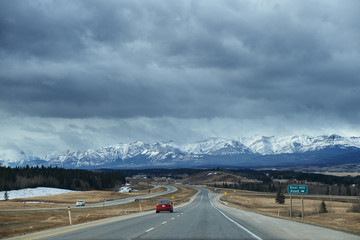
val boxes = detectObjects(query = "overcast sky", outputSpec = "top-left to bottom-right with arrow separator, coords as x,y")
1,0 -> 360,158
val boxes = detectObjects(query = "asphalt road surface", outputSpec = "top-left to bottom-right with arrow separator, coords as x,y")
12,187 -> 360,240
87,185 -> 177,208
5,185 -> 176,212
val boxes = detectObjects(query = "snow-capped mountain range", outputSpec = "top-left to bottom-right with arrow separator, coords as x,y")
1,135 -> 360,169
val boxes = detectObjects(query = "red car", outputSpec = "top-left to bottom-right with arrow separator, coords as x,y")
156,199 -> 173,213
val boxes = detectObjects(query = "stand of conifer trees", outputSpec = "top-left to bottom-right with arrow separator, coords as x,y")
0,165 -> 125,191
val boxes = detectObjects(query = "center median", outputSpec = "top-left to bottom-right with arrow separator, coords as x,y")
4,185 -> 198,240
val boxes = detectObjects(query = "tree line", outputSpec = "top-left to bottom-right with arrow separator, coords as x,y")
212,169 -> 360,196
264,170 -> 360,185
0,165 -> 125,191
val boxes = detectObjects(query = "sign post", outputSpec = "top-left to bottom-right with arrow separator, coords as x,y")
301,195 -> 304,222
290,194 -> 292,218
287,185 -> 308,221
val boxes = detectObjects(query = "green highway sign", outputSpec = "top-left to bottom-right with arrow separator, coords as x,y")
288,185 -> 308,194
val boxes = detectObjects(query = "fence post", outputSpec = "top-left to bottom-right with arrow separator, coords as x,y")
68,206 -> 72,225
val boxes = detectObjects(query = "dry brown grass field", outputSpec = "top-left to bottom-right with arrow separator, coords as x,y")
0,186 -> 197,239
0,185 -> 160,210
213,188 -> 360,236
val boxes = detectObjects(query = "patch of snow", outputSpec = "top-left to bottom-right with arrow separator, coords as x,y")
148,151 -> 159,157
207,172 -> 217,176
119,186 -> 132,193
0,187 -> 77,200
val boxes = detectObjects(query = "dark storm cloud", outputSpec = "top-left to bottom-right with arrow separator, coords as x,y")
0,0 -> 360,121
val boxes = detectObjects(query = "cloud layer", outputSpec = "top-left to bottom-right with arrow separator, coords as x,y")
1,0 -> 360,156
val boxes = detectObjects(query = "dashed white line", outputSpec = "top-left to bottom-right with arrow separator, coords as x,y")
162,221 -> 167,225
171,217 -> 175,220
146,227 -> 155,233
177,215 -> 180,217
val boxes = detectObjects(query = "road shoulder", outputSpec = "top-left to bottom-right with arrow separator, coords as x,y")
210,193 -> 360,240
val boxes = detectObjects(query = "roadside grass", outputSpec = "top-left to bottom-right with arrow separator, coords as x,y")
214,188 -> 360,235
0,185 -> 160,210
0,186 -> 197,239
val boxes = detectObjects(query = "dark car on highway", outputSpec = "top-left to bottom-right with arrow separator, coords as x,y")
156,199 -> 173,213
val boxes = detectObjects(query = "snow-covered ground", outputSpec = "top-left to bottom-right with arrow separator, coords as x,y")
0,187 -> 77,200
207,172 -> 217,176
118,186 -> 132,193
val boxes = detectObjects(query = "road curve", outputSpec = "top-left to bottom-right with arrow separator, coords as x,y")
88,185 -> 177,208
9,187 -> 360,240
4,185 -> 176,212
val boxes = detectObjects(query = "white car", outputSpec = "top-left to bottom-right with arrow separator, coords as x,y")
76,200 -> 85,207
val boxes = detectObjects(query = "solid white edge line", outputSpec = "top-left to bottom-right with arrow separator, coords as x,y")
146,227 -> 155,233
210,199 -> 263,240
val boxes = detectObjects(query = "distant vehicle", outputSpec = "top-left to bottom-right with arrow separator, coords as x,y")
156,199 -> 173,213
76,200 -> 85,207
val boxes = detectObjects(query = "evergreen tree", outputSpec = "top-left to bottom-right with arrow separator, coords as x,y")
275,187 -> 285,204
0,166 -> 125,191
319,200 -> 328,213
4,191 -> 8,201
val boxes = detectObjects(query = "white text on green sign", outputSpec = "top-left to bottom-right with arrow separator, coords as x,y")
288,185 -> 308,194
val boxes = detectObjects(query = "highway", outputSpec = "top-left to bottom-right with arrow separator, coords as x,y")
15,187 -> 360,240
4,185 -> 176,212
88,185 -> 177,208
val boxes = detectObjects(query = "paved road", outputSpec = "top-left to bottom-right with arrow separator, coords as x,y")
4,185 -> 176,212
88,185 -> 177,208
212,194 -> 360,240
15,187 -> 360,240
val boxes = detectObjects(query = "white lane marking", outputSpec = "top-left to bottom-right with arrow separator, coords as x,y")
177,215 -> 180,217
146,227 -> 155,233
210,199 -> 263,240
162,221 -> 167,225
171,217 -> 175,220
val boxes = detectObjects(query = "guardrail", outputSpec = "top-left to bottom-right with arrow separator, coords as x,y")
118,208 -> 156,214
